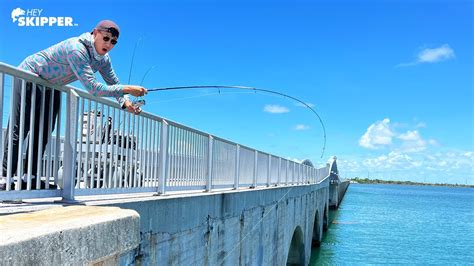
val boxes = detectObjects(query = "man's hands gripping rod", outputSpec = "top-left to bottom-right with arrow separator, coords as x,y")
123,85 -> 148,114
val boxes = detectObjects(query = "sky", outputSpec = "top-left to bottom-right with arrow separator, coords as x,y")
1,0 -> 472,184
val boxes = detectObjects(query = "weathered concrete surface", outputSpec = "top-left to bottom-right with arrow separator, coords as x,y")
0,206 -> 140,266
329,181 -> 339,209
329,180 -> 350,209
88,180 -> 330,265
338,180 -> 350,206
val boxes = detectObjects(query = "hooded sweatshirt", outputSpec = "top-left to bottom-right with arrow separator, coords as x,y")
19,32 -> 128,107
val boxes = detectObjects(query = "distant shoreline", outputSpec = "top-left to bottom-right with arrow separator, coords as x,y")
348,177 -> 474,188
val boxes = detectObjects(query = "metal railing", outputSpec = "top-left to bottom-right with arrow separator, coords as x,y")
0,62 -> 330,201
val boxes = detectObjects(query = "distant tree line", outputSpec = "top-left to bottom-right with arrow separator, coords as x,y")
349,177 -> 473,188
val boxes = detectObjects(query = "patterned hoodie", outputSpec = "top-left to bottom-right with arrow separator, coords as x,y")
19,32 -> 128,107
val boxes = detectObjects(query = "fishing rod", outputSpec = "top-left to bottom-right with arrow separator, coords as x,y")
127,40 -> 326,158
145,85 -> 327,158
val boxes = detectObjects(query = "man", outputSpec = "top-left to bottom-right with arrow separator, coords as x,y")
1,20 -> 148,190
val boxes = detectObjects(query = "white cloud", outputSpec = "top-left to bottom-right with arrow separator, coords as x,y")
359,120 -> 436,153
398,130 -> 420,141
363,151 -> 417,170
397,44 -> 455,67
334,148 -> 474,184
263,104 -> 289,114
417,44 -> 455,63
397,130 -> 428,153
294,124 -> 310,131
359,118 -> 394,149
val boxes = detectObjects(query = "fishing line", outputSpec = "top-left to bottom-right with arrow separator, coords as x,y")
127,36 -> 144,84
140,65 -> 157,86
147,85 -> 327,158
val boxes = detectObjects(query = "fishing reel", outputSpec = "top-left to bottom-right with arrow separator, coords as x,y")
132,99 -> 146,109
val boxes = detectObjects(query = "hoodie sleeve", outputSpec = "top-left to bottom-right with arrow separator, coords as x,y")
66,46 -> 125,98
99,56 -> 130,108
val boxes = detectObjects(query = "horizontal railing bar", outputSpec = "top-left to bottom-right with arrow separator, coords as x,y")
165,186 -> 207,192
212,184 -> 235,190
74,187 -> 157,196
0,190 -> 62,201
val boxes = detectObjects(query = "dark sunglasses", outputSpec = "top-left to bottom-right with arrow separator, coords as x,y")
102,35 -> 118,45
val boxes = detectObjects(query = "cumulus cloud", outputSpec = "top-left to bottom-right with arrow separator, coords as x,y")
359,118 -> 394,149
360,119 -> 437,153
333,148 -> 474,184
397,130 -> 428,152
398,130 -> 421,141
294,124 -> 310,131
263,104 -> 289,114
397,44 -> 455,67
363,151 -> 416,170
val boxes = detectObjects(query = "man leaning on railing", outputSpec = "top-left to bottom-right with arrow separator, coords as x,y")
0,20 -> 148,190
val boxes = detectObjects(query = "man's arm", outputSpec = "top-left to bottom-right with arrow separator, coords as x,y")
66,48 -> 125,98
98,56 -> 130,109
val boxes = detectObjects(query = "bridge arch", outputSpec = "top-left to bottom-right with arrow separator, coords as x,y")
286,226 -> 305,266
311,210 -> 322,247
323,204 -> 329,231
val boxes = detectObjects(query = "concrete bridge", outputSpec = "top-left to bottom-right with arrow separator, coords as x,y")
0,63 -> 349,265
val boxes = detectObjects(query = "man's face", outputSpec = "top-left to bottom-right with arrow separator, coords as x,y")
93,30 -> 118,55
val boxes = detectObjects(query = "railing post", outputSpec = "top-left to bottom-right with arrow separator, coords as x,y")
158,120 -> 169,195
291,162 -> 298,185
299,164 -> 302,184
267,154 -> 271,187
62,89 -> 78,201
285,160 -> 289,185
206,135 -> 213,192
0,72 -> 4,164
277,157 -> 281,186
234,144 -> 240,190
253,150 -> 258,188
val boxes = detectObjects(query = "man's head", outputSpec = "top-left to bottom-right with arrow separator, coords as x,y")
92,20 -> 120,55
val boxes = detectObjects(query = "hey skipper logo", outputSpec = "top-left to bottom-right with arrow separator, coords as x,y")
11,7 -> 79,27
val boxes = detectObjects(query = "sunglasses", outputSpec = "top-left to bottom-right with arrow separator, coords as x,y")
99,31 -> 118,45
102,35 -> 118,45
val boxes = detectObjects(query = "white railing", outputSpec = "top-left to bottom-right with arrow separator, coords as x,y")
0,62 -> 330,201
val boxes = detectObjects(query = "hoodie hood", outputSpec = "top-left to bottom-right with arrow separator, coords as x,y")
78,32 -> 105,61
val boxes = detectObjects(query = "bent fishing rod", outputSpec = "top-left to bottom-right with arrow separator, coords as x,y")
126,40 -> 326,158
142,85 -> 327,158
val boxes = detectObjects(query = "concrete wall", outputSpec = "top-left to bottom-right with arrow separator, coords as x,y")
0,206 -> 140,266
329,182 -> 339,209
99,180 -> 330,265
338,180 -> 350,205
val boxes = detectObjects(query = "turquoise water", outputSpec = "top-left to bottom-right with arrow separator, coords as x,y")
310,184 -> 474,264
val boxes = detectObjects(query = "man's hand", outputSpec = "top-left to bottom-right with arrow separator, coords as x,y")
123,100 -> 142,115
123,85 -> 148,97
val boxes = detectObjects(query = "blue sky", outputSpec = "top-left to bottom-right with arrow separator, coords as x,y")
1,0 -> 472,184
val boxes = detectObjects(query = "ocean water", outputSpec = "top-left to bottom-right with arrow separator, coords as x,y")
310,184 -> 474,264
